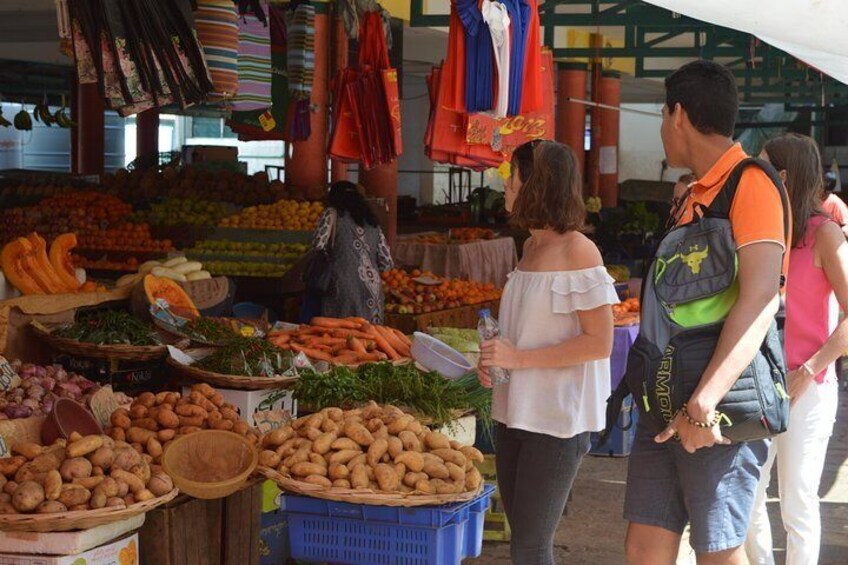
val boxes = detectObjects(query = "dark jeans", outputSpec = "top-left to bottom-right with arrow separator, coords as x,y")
495,423 -> 592,565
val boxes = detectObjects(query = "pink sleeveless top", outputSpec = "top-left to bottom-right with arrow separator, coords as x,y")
784,215 -> 839,383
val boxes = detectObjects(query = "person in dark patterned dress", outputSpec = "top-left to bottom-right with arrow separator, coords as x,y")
310,181 -> 393,323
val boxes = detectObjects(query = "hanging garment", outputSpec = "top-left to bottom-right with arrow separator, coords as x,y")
483,0 -> 511,118
457,0 -> 495,113
501,0 -> 529,115
519,0 -> 543,113
232,2 -> 272,111
194,0 -> 239,101
441,1 -> 467,112
284,2 -> 315,141
336,0 -> 393,49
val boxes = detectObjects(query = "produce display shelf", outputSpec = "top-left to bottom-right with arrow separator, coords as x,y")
385,300 -> 500,334
208,227 -> 313,244
283,484 -> 494,565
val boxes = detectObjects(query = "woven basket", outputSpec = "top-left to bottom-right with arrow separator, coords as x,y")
166,356 -> 298,391
257,466 -> 482,507
151,317 -> 233,348
0,488 -> 178,532
31,323 -> 187,362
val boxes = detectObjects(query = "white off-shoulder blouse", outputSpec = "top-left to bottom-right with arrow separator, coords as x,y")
491,266 -> 619,439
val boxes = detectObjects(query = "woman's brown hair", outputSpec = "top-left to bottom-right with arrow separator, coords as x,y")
763,133 -> 823,248
509,141 -> 585,233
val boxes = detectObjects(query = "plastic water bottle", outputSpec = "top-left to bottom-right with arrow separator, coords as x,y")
478,309 -> 511,384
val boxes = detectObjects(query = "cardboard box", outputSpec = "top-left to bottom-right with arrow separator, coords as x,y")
0,516 -> 143,557
0,533 -> 138,565
182,385 -> 296,431
259,511 -> 290,565
437,414 -> 477,446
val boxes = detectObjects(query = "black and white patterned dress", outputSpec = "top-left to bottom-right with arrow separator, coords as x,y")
311,208 -> 393,323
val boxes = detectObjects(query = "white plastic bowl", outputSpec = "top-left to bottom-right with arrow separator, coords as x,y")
410,332 -> 475,380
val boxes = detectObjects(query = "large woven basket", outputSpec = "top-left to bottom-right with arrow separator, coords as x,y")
31,322 -> 187,362
166,356 -> 298,391
0,488 -> 178,532
257,466 -> 482,508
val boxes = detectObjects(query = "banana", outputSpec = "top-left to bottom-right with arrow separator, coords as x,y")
0,108 -> 11,128
162,256 -> 188,268
35,101 -> 53,127
171,261 -> 203,275
13,107 -> 32,131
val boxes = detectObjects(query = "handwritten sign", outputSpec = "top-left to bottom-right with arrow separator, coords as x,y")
89,385 -> 132,429
253,408 -> 294,434
0,355 -> 21,392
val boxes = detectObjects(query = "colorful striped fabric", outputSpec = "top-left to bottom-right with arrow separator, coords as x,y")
195,0 -> 239,101
233,2 -> 272,111
286,3 -> 315,100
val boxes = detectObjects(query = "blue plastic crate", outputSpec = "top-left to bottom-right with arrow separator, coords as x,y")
590,395 -> 638,457
282,484 -> 495,565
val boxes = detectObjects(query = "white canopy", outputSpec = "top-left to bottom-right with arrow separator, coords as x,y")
644,0 -> 848,85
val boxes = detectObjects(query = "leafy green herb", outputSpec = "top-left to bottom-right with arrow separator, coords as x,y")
57,310 -> 159,346
293,362 -> 491,428
198,336 -> 292,376
184,317 -> 238,344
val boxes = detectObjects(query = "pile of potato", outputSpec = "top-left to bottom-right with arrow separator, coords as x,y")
0,433 -> 174,515
105,384 -> 258,464
259,402 -> 484,495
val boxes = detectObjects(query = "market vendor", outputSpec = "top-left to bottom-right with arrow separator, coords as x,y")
307,181 -> 393,324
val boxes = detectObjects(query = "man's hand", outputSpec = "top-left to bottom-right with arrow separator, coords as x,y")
655,412 -> 731,453
788,367 -> 815,406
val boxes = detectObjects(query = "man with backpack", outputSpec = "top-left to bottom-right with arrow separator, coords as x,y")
622,61 -> 791,564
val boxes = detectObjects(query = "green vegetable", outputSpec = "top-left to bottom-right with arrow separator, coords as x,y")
199,336 -> 292,376
57,310 -> 160,346
184,317 -> 238,345
293,362 -> 491,428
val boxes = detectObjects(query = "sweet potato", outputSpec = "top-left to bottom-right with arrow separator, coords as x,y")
374,464 -> 399,492
303,475 -> 332,488
330,438 -> 360,452
36,501 -> 67,513
312,431 -> 337,455
394,451 -> 424,473
0,456 -> 27,477
328,449 -> 361,466
291,462 -> 327,478
343,422 -> 374,447
156,409 -> 180,429
430,449 -> 466,468
333,479 -> 351,489
403,471 -> 428,488
263,428 -> 294,448
111,469 -> 145,494
126,427 -> 157,445
424,432 -> 451,451
367,438 -> 388,467
12,442 -> 42,460
399,431 -> 421,453
350,464 -> 369,489
259,450 -> 282,468
422,461 -> 450,480
58,484 -> 90,507
465,467 -> 482,491
72,476 -> 104,490
328,463 -> 350,481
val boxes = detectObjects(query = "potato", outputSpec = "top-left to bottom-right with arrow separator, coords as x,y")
146,438 -> 163,459
303,427 -> 322,441
403,471 -> 427,488
12,442 -> 43,460
259,450 -> 281,468
116,480 -> 129,498
93,477 -> 120,499
106,497 -> 126,508
407,420 -> 423,434
394,451 -> 424,473
387,415 -> 412,435
374,464 -> 399,492
414,479 -> 434,494
321,419 -> 339,434
424,432 -> 451,451
147,472 -> 173,497
333,479 -> 351,489
3,481 -> 18,496
15,462 -> 46,484
68,432 -> 83,442
290,462 -> 326,478
88,446 -> 114,470
430,449 -> 466,468
328,450 -> 362,466
127,427 -> 157,445
422,461 -> 450,480
130,462 -> 151,486
30,446 -> 66,473
350,464 -> 369,489
398,431 -> 421,453
110,427 -> 126,442
360,402 -> 382,420
178,426 -> 202,436
211,419 -> 235,431
327,463 -> 349,482
157,429 -> 176,443
111,469 -> 145,494
366,418 -> 384,433
457,446 -> 483,464
60,458 -> 92,481
263,428 -> 294,448
430,478 -> 456,495
73,476 -> 105,490
12,481 -> 44,512
135,489 -> 155,502
446,462 -> 466,483
326,407 -> 344,422
177,415 -> 204,428
308,453 -> 327,467
112,448 -> 142,472
465,467 -> 482,491
330,438 -> 360,452
155,409 -> 180,430
58,484 -> 90,507
387,436 -> 404,459
220,407 -> 239,421
129,405 -> 148,420
312,431 -> 337,455
90,491 -> 107,509
393,463 -> 407,481
36,501 -> 67,514
367,438 -> 388,467
283,447 -> 311,468
110,410 -> 131,430
123,495 -> 136,506
343,421 -> 375,447
303,475 -> 332,488
0,456 -> 26,477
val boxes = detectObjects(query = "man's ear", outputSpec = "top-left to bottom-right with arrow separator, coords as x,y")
672,103 -> 687,131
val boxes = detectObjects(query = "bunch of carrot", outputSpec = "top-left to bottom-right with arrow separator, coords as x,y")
267,317 -> 412,365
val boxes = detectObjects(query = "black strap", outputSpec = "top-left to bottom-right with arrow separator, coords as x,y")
597,377 -> 632,446
705,157 -> 791,286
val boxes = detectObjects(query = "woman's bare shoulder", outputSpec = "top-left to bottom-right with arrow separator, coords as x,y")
563,233 -> 603,270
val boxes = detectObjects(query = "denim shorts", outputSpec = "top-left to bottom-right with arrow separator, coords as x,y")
623,414 -> 770,553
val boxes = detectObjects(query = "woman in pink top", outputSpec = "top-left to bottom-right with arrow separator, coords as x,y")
746,134 -> 847,565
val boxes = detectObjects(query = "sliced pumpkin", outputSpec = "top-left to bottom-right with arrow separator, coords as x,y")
139,275 -> 199,318
1,238 -> 43,295
48,233 -> 83,291
27,233 -> 74,293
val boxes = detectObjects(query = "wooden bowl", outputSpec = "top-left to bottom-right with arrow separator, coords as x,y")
42,398 -> 103,445
162,431 -> 258,500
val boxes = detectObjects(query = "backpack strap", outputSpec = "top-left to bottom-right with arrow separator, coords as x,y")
706,157 -> 790,286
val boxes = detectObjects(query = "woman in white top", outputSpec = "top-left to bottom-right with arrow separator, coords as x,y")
479,141 -> 618,565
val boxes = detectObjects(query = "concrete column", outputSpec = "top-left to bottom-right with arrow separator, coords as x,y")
597,71 -> 621,207
136,109 -> 159,164
359,161 -> 398,245
330,15 -> 349,183
75,82 -> 104,175
556,62 -> 588,180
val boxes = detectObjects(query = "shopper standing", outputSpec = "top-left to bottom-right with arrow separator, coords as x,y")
309,181 -> 393,324
745,134 -> 845,565
479,141 -> 617,565
623,60 -> 791,565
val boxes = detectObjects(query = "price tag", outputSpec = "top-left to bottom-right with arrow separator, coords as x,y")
0,356 -> 21,392
259,110 -> 277,132
253,409 -> 293,433
0,437 -> 8,459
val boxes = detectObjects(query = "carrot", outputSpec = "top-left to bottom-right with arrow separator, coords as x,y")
311,317 -> 362,330
349,337 -> 368,355
369,326 -> 401,360
378,325 -> 407,352
331,353 -> 362,365
302,336 -> 348,347
345,317 -> 370,326
290,343 -> 334,362
329,329 -> 374,340
391,328 -> 412,348
270,334 -> 291,345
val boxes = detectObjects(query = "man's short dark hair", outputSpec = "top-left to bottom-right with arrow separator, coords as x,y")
665,60 -> 738,137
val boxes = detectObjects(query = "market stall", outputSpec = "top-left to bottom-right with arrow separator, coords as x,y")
393,229 -> 518,288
